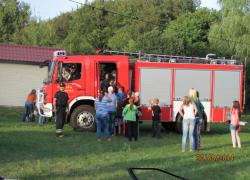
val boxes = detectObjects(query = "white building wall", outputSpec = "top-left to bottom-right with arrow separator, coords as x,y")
0,63 -> 47,106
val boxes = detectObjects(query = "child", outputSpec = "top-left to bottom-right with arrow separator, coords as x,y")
148,98 -> 161,138
123,97 -> 138,141
115,86 -> 125,135
230,101 -> 241,148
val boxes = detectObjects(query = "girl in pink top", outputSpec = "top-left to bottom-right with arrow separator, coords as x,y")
230,101 -> 241,148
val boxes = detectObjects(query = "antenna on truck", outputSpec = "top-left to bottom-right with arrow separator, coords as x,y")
100,49 -> 240,65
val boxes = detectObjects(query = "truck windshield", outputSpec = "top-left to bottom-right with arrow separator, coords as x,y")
48,61 -> 55,83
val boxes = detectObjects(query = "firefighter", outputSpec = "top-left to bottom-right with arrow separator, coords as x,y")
53,82 -> 69,138
68,64 -> 80,81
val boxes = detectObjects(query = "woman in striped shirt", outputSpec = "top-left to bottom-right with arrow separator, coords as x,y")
95,91 -> 111,142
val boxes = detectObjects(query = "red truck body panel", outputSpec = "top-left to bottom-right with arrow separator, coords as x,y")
42,53 -> 243,124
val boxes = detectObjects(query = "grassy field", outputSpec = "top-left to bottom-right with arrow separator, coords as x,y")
0,107 -> 250,180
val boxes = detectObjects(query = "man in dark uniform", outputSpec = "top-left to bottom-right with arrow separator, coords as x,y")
53,82 -> 69,138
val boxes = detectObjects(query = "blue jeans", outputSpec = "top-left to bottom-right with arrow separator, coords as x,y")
182,118 -> 195,152
108,111 -> 116,135
38,109 -> 45,125
193,117 -> 199,150
96,113 -> 110,139
22,102 -> 34,122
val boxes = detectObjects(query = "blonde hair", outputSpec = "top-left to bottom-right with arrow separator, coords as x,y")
153,98 -> 159,105
183,96 -> 191,105
189,88 -> 197,100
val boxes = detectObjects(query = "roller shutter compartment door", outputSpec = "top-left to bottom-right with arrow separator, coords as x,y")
214,71 -> 240,108
174,70 -> 211,101
140,68 -> 171,107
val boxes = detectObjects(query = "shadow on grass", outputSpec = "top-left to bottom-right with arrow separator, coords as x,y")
19,153 -> 250,180
18,156 -> 189,180
0,127 -> 180,164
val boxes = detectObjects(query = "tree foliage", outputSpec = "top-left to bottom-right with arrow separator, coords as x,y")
209,0 -> 250,58
10,0 -> 203,55
0,0 -> 30,42
162,8 -> 218,56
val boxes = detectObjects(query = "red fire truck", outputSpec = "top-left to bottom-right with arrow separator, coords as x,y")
37,50 -> 244,132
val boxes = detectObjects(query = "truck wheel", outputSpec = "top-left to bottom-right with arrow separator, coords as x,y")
70,105 -> 95,131
175,114 -> 183,133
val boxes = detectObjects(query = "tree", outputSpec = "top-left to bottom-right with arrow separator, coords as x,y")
13,19 -> 56,46
162,8 -> 218,56
51,13 -> 73,45
0,0 -> 30,42
209,0 -> 250,110
208,0 -> 250,58
136,28 -> 164,53
9,0 -> 203,54
62,32 -> 95,55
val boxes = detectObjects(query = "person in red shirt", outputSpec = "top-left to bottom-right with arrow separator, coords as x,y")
22,89 -> 36,122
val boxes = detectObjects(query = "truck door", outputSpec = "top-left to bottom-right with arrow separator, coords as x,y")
95,62 -> 100,97
92,56 -> 129,96
98,62 -> 117,92
54,61 -> 85,102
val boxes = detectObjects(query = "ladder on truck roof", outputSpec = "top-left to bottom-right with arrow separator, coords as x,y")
101,50 -> 240,65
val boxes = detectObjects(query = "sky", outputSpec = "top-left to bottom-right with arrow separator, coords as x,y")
21,0 -> 220,20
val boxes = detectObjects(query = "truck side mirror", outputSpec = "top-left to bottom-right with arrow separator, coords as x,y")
56,61 -> 63,83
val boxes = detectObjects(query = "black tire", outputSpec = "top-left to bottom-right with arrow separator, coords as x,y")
70,105 -> 95,131
175,114 -> 183,133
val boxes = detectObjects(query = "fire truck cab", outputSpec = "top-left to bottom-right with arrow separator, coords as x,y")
38,51 -> 129,131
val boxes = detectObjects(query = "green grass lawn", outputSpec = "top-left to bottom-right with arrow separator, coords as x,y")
0,107 -> 250,180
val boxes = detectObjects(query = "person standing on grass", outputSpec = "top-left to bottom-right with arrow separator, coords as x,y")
22,89 -> 36,122
189,89 -> 204,150
134,92 -> 142,137
53,83 -> 69,138
230,101 -> 241,148
148,98 -> 162,139
107,86 -> 117,136
123,97 -> 138,141
179,96 -> 197,152
123,91 -> 133,107
95,91 -> 111,142
115,86 -> 125,135
122,91 -> 133,135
